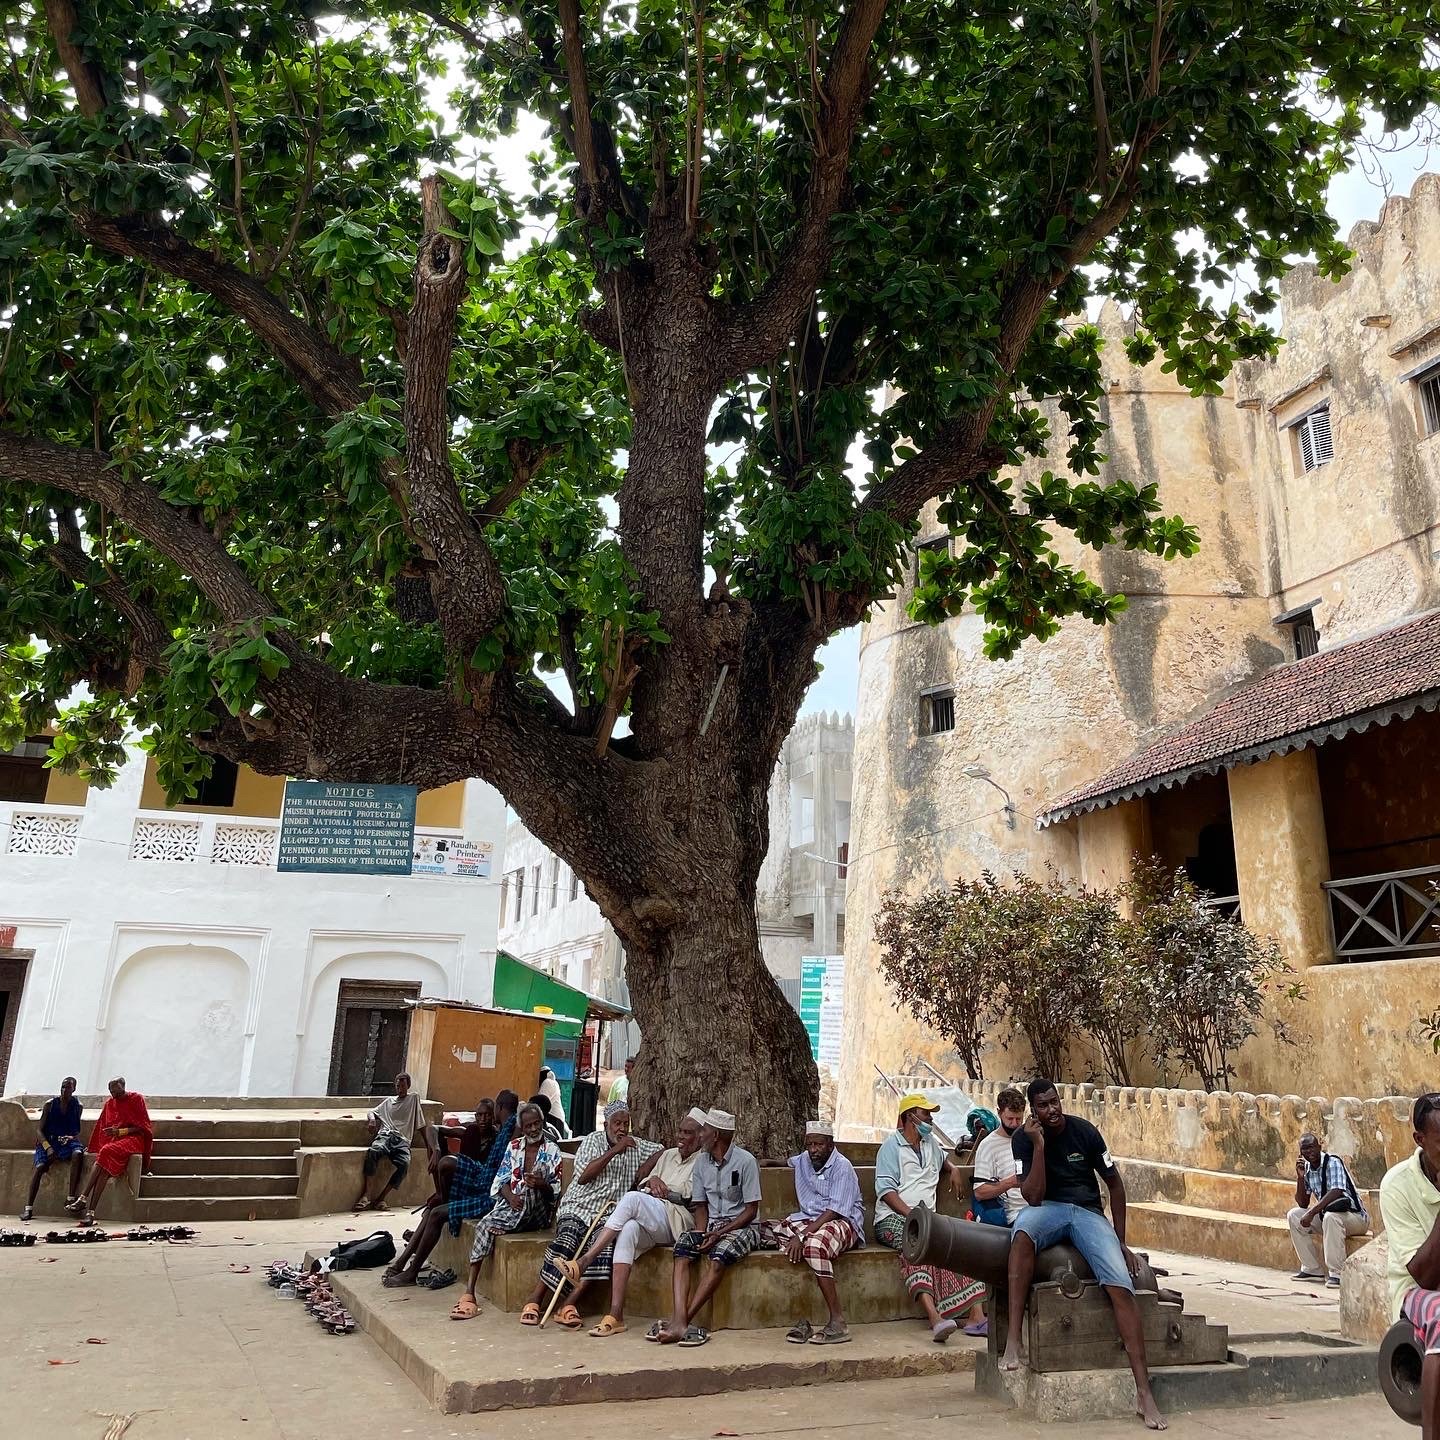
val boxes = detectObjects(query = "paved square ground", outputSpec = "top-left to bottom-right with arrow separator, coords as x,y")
0,1215 -> 1411,1440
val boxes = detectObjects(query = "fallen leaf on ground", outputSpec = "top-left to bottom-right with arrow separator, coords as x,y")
79,1267 -> 86,1274
713,1431 -> 740,1436
38,1257 -> 56,1263
47,1358 -> 79,1366
228,1263 -> 251,1273
85,1337 -> 107,1345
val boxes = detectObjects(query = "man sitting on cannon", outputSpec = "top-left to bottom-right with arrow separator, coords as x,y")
1003,1078 -> 1166,1432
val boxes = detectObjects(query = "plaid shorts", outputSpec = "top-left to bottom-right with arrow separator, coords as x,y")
755,1217 -> 860,1279
674,1223 -> 761,1267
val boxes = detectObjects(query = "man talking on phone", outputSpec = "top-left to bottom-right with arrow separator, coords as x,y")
1002,1078 -> 1166,1431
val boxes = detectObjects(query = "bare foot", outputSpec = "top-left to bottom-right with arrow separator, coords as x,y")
657,1322 -> 685,1345
999,1342 -> 1024,1372
1136,1393 -> 1167,1430
381,1269 -> 416,1287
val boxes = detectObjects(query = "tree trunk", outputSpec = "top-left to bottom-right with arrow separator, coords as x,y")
623,886 -> 819,1162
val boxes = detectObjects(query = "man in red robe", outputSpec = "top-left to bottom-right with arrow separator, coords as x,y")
68,1077 -> 153,1222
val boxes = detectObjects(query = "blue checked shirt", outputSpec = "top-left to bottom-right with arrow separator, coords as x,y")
1305,1151 -> 1367,1220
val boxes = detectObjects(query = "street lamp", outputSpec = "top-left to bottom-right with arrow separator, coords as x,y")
961,762 -> 1016,829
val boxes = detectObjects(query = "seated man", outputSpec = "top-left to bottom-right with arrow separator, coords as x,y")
384,1089 -> 518,1287
558,1106 -> 707,1336
756,1121 -> 865,1345
68,1077 -> 152,1222
658,1107 -> 762,1347
971,1088 -> 1027,1229
24,1075 -> 85,1221
441,1098 -> 497,1160
519,1100 -> 661,1328
1381,1093 -> 1440,1440
354,1072 -> 429,1212
1288,1131 -> 1370,1286
1003,1078 -> 1165,1433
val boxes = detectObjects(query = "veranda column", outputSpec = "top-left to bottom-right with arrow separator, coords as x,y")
1227,749 -> 1332,969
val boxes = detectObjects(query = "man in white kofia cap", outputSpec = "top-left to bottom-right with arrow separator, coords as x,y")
755,1120 -> 865,1344
657,1107 -> 762,1346
556,1107 -> 708,1335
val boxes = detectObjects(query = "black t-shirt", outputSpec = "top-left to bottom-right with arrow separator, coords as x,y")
1011,1115 -> 1117,1212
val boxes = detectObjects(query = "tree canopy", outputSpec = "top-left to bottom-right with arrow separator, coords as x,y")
1,0 -> 1436,1142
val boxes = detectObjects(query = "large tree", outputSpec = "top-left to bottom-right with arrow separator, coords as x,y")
0,1 -> 1434,1150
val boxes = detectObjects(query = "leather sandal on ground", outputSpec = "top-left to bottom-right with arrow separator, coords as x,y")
519,1302 -> 542,1326
810,1323 -> 852,1344
644,1320 -> 664,1342
589,1315 -> 626,1337
425,1267 -> 457,1290
785,1318 -> 814,1344
554,1304 -> 583,1330
450,1296 -> 481,1321
677,1325 -> 710,1347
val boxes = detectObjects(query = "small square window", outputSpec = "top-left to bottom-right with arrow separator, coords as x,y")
185,757 -> 238,807
1417,366 -> 1440,438
922,689 -> 955,735
1291,405 -> 1333,474
1274,603 -> 1320,660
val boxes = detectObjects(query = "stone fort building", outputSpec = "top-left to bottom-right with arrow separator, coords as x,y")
838,173 -> 1440,1135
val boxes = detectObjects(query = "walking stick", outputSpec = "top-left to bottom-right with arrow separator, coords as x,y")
538,1211 -> 605,1328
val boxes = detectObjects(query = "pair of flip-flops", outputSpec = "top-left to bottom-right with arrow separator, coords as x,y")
648,1324 -> 709,1346
786,1318 -> 851,1345
421,1266 -> 456,1290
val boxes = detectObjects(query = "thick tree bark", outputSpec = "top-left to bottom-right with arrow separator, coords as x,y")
624,884 -> 819,1163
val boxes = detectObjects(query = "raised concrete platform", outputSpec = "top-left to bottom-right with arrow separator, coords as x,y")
1121,1157 -> 1378,1271
430,1225 -> 925,1329
326,1263 -> 978,1414
978,1331 -> 1380,1422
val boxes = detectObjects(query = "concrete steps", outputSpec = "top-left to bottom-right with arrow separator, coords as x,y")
151,1138 -> 298,1158
137,1120 -> 301,1221
130,1194 -> 300,1222
149,1154 -> 294,1177
1126,1199 -> 1370,1272
140,1173 -> 298,1199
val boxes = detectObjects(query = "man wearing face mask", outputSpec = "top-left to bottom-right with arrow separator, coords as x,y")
873,1094 -> 980,1342
972,1088 -> 1027,1228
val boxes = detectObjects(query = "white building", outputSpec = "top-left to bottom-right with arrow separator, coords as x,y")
0,742 -> 506,1098
497,711 -> 853,1024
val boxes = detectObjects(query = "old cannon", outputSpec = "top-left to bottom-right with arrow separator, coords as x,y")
902,1206 -> 1229,1373
1379,1318 -> 1423,1425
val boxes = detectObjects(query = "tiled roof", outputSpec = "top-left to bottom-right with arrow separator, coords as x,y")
1038,608 -> 1440,827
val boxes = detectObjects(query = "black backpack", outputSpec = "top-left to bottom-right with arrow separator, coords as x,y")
326,1229 -> 397,1271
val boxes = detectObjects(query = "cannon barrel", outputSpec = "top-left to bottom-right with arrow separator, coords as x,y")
902,1206 -> 1158,1295
1379,1318 -> 1423,1426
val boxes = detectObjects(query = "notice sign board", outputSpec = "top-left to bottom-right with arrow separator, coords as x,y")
412,835 -> 494,878
800,954 -> 845,1068
277,781 -> 417,875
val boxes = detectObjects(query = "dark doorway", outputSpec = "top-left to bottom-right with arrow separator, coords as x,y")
328,980 -> 420,1096
0,951 -> 33,1093
1186,820 -> 1239,899
0,738 -> 50,803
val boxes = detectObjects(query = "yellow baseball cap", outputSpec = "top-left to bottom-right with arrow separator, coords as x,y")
897,1093 -> 941,1121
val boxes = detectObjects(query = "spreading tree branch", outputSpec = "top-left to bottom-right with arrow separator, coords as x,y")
717,0 -> 890,375
400,177 -> 509,660
0,433 -> 269,623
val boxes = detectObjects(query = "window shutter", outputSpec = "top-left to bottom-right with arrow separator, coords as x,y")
1421,373 -> 1440,437
1298,420 -> 1315,472
1309,407 -> 1333,465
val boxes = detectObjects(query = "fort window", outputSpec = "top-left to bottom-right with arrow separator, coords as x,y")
1275,602 -> 1321,660
922,688 -> 956,735
1288,403 -> 1333,474
1415,362 -> 1440,437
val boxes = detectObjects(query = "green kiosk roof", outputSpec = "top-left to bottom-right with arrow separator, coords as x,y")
491,951 -> 630,1032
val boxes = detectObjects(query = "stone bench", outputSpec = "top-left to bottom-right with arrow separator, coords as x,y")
425,1164 -> 972,1330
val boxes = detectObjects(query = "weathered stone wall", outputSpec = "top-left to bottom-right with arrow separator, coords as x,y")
839,311 -> 1277,1133
1237,172 -> 1440,645
838,174 -> 1440,1134
881,1078 -> 1413,1189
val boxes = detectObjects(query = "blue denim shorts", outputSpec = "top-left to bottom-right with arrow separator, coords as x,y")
1012,1201 -> 1133,1291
